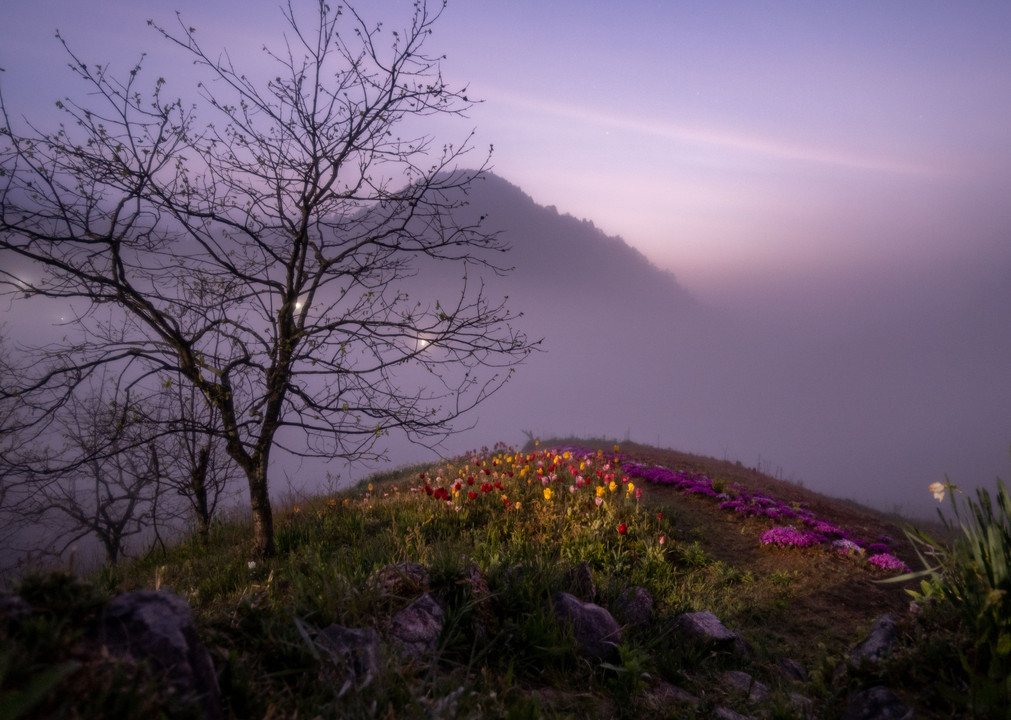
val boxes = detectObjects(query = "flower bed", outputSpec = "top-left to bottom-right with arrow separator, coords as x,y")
407,444 -> 908,573
622,460 -> 909,572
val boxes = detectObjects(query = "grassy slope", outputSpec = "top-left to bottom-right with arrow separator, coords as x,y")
3,439 -> 957,719
596,440 -> 921,659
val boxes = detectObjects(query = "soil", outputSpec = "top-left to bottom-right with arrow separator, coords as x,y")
551,439 -> 923,664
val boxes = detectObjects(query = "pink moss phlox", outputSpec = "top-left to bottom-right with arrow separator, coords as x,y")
760,525 -> 825,548
832,538 -> 865,555
867,553 -> 910,572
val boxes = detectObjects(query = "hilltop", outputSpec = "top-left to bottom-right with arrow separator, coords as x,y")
3,438 -> 982,719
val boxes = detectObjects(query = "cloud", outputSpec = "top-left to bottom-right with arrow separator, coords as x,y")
484,88 -> 943,178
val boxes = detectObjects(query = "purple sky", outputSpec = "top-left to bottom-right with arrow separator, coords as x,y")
4,1 -> 1010,299
440,2 -> 1011,296
3,2 -> 1011,518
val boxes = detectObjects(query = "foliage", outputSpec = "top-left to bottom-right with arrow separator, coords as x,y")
897,476 -> 1011,711
5,442 -> 947,718
625,460 -> 907,572
0,572 -> 204,719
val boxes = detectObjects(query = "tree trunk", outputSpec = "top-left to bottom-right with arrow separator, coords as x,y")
246,461 -> 275,557
191,445 -> 211,545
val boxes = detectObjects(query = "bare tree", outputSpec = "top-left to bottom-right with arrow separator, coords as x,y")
147,377 -> 240,546
9,388 -> 164,567
0,332 -> 29,558
0,1 -> 534,556
1,365 -> 236,569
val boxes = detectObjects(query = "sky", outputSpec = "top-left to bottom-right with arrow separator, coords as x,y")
3,1 -> 1011,521
4,1 -> 1011,300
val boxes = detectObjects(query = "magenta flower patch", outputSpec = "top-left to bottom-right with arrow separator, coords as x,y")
867,553 -> 910,572
624,459 -> 906,572
760,526 -> 824,548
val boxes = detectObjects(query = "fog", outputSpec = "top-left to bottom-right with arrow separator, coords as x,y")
4,169 -> 1008,547
355,174 -> 1011,522
3,1 -> 1010,561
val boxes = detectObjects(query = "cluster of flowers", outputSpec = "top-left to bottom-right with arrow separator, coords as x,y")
759,525 -> 825,548
421,475 -> 506,502
623,461 -> 909,573
621,464 -> 720,497
412,443 -> 640,531
866,553 -> 910,571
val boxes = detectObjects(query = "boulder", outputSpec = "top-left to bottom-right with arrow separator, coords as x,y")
372,561 -> 430,599
615,586 -> 653,626
841,686 -> 913,720
722,670 -> 771,703
674,610 -> 751,657
317,624 -> 381,691
638,680 -> 700,710
848,614 -> 899,666
98,590 -> 221,720
462,563 -> 497,636
788,693 -> 815,716
390,592 -> 444,658
778,657 -> 808,682
0,594 -> 31,624
550,591 -> 621,660
566,561 -> 596,601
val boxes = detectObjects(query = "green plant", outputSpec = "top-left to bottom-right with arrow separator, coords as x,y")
894,476 -> 1011,712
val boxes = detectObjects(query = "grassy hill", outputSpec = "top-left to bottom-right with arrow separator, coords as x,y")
2,439 -> 1004,719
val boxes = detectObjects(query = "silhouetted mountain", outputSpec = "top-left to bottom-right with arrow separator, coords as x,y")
385,172 -> 729,468
369,171 -> 1011,521
416,172 -> 699,330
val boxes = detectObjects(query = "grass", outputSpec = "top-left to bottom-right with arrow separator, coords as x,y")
0,439 -> 996,718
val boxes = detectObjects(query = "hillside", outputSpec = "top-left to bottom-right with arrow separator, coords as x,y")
375,171 -> 1011,524
3,439 -> 985,720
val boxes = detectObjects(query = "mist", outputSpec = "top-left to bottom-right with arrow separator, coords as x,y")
3,0 -> 1011,563
4,169 -> 1008,537
351,174 -> 1011,523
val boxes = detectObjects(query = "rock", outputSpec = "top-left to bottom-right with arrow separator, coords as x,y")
536,686 -> 619,718
841,686 -> 913,720
98,590 -> 221,720
502,564 -> 526,587
615,586 -> 653,626
550,591 -> 621,660
722,670 -> 771,703
372,561 -> 430,599
317,624 -> 381,691
674,610 -> 751,657
462,563 -> 497,636
566,561 -> 596,601
789,692 -> 815,716
390,593 -> 444,658
714,707 -> 755,720
0,594 -> 31,624
778,657 -> 808,682
638,680 -> 700,710
848,614 -> 899,666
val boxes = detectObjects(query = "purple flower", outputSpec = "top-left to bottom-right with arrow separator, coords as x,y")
832,539 -> 864,555
760,526 -> 824,548
804,519 -> 843,537
867,553 -> 910,572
